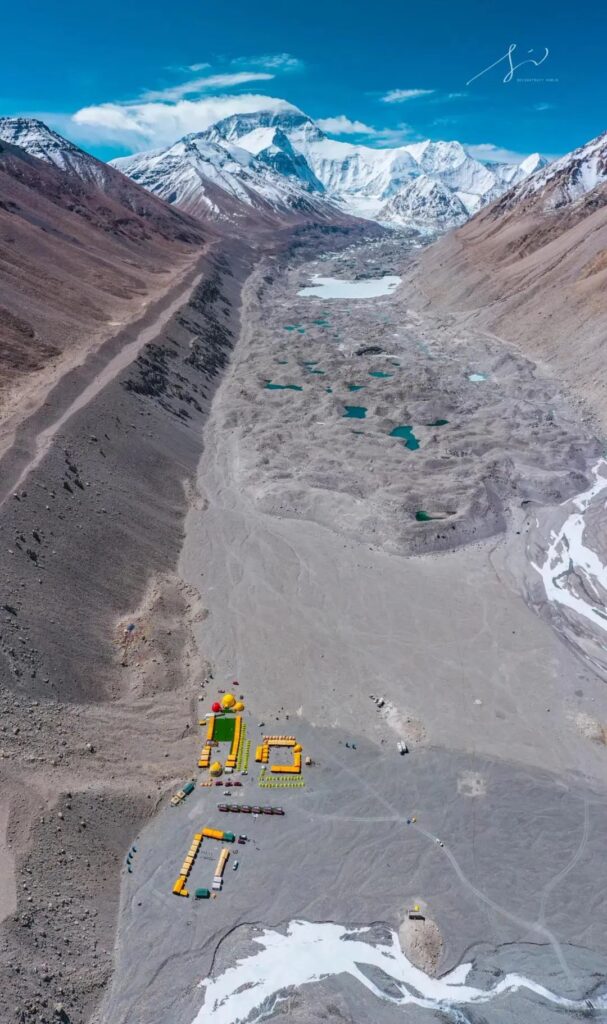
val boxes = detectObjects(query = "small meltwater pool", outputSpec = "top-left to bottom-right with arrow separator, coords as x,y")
343,405 -> 367,419
390,425 -> 420,450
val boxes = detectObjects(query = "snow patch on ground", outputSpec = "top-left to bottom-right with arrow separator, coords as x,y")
193,920 -> 603,1023
531,460 -> 607,632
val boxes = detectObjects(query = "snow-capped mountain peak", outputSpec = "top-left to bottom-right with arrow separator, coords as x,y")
110,128 -> 340,225
0,116 -> 111,187
379,175 -> 469,232
202,108 -> 544,225
500,132 -> 607,211
0,116 -> 80,162
518,152 -> 546,176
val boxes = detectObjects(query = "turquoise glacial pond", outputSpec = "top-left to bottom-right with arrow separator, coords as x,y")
469,373 -> 486,382
264,381 -> 303,391
426,419 -> 449,426
343,406 -> 367,419
369,371 -> 393,379
347,383 -> 364,392
390,425 -> 420,450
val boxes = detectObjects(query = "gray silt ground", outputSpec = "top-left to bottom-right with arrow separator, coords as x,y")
101,235 -> 607,1024
102,716 -> 607,1024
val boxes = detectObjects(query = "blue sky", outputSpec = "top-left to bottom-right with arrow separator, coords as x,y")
1,0 -> 604,161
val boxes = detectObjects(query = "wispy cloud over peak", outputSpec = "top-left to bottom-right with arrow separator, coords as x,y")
466,141 -> 529,163
70,94 -> 298,149
316,115 -> 375,135
231,53 -> 304,72
138,71 -> 274,103
380,88 -> 435,104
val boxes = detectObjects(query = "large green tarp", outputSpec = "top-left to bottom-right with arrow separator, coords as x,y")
213,716 -> 236,743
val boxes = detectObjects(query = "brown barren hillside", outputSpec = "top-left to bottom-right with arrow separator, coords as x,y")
0,138 -> 206,443
406,140 -> 607,430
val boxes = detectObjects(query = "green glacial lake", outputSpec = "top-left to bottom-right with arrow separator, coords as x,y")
369,371 -> 393,379
390,425 -> 420,450
347,383 -> 364,392
343,406 -> 367,419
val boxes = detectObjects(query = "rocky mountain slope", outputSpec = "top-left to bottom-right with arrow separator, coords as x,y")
0,117 -> 208,235
404,130 -> 607,427
0,132 -> 205,442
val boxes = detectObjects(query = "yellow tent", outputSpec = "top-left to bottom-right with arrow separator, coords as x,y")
293,743 -> 303,753
234,700 -> 245,712
210,761 -> 223,776
221,693 -> 236,710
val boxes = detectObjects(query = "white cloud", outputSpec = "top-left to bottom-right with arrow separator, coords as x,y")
316,115 -> 375,135
232,53 -> 303,72
165,61 -> 211,73
465,142 -> 529,163
138,71 -> 274,103
534,102 -> 554,112
366,123 -> 419,147
71,94 -> 300,150
380,88 -> 435,103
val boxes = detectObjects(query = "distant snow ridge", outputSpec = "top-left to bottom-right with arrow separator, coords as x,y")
379,176 -> 469,232
198,108 -> 546,228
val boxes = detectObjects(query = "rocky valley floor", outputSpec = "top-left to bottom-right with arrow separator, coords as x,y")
2,231 -> 607,1024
